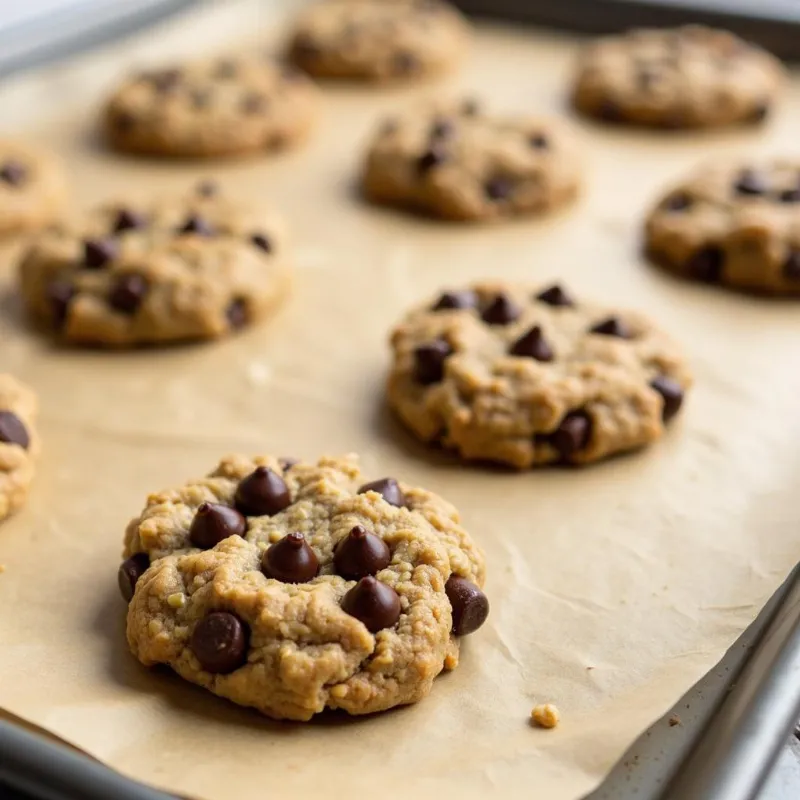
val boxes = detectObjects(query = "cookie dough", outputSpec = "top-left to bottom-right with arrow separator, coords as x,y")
362,99 -> 581,221
0,375 -> 39,523
288,0 -> 468,82
18,181 -> 290,347
572,25 -> 785,129
104,55 -> 318,158
645,160 -> 800,294
119,454 -> 488,720
387,282 -> 691,468
0,139 -> 64,236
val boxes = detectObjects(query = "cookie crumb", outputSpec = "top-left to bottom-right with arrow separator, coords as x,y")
669,714 -> 681,727
531,703 -> 560,729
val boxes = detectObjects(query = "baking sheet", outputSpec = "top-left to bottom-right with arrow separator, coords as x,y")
2,2 -> 800,799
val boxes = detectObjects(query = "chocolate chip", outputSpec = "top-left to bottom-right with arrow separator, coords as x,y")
278,457 -> 299,471
235,466 -> 291,517
113,208 -> 147,234
341,576 -> 401,633
335,525 -> 391,580
109,273 -> 148,314
589,316 -> 632,339
358,477 -> 406,508
189,502 -> 246,549
196,180 -> 217,197
687,246 -> 724,283
432,290 -> 476,311
393,52 -> 418,74
147,68 -> 182,93
734,169 -> 767,196
191,612 -> 248,674
118,553 -> 150,602
481,294 -> 520,325
536,284 -> 574,307
190,89 -> 212,109
598,100 -> 621,122
749,102 -> 769,123
509,326 -> 553,362
461,98 -> 479,116
663,192 -> 692,212
226,298 -> 248,329
46,280 -> 75,328
430,118 -> 455,139
529,133 -> 548,149
485,177 -> 513,201
262,532 -> 319,583
241,92 -> 267,114
779,187 -> 800,203
417,145 -> 448,173
650,376 -> 684,422
414,340 -> 453,385
550,411 -> 592,460
112,111 -> 136,133
83,238 -> 118,270
0,411 -> 29,449
783,251 -> 800,281
177,215 -> 216,237
292,34 -> 320,59
250,233 -> 272,252
0,160 -> 27,186
214,59 -> 238,79
445,575 -> 489,636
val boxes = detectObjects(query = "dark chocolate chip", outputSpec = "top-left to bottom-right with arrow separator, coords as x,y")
177,215 -> 216,237
358,477 -> 406,508
108,273 -> 148,314
433,290 -> 476,311
529,132 -> 548,149
536,284 -> 574,307
262,532 -> 319,583
445,575 -> 489,636
687,246 -> 724,283
226,298 -> 248,329
589,316 -> 632,339
190,611 -> 248,674
196,180 -> 217,197
241,92 -> 267,114
334,525 -> 391,581
650,376 -> 684,422
147,68 -> 182,93
113,208 -> 147,234
461,98 -> 479,116
414,340 -> 453,385
734,169 -> 767,196
779,187 -> 800,203
83,238 -> 118,270
417,145 -> 448,173
0,411 -> 29,449
550,411 -> 592,460
663,192 -> 692,212
0,160 -> 27,186
509,326 -> 553,362
485,177 -> 513,201
430,118 -> 455,139
118,553 -> 150,602
783,251 -> 800,281
235,466 -> 291,517
214,59 -> 238,79
250,233 -> 272,252
46,280 -> 75,328
341,576 -> 401,633
189,502 -> 246,549
481,294 -> 520,325
278,457 -> 299,471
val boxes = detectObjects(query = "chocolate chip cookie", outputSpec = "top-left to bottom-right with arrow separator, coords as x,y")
572,26 -> 785,129
387,283 -> 691,468
18,181 -> 289,347
104,56 -> 318,158
362,99 -> 581,221
645,161 -> 800,294
288,0 -> 468,82
0,375 -> 39,523
120,454 -> 488,721
0,140 -> 64,235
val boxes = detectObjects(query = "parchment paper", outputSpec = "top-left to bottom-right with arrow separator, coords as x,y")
2,2 -> 800,798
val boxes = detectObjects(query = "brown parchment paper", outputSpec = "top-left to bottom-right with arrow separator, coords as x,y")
2,2 -> 800,798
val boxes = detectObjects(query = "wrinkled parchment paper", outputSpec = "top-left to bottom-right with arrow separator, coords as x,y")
2,2 -> 800,798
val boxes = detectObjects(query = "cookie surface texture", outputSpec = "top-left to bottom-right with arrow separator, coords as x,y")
572,25 -> 785,129
362,99 -> 581,221
18,182 -> 290,347
387,283 -> 691,468
121,454 -> 487,720
0,375 -> 39,523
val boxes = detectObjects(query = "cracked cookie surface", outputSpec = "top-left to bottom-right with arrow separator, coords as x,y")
0,375 -> 39,523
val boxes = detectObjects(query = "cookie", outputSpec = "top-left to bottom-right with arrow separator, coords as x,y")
362,99 -> 581,221
288,0 -> 468,82
18,181 -> 290,347
0,375 -> 39,523
645,161 -> 800,294
572,26 -> 785,129
119,454 -> 488,721
0,139 -> 64,236
387,282 -> 691,468
104,56 -> 318,158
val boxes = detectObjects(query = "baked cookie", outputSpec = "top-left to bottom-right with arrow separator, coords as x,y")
645,161 -> 800,294
0,139 -> 64,236
119,454 -> 488,721
0,375 -> 39,523
104,56 -> 318,158
18,181 -> 289,347
288,0 -> 468,82
362,99 -> 581,221
387,282 -> 691,468
572,26 -> 785,129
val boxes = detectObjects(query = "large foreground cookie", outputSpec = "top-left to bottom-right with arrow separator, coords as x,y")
120,454 -> 488,720
104,56 -> 318,158
0,376 -> 39,523
645,161 -> 800,294
288,0 -> 468,82
387,283 -> 691,468
362,99 -> 581,221
18,182 -> 290,347
572,26 -> 785,129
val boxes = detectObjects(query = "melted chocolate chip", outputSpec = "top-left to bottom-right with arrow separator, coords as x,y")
341,576 -> 401,633
650,376 -> 684,422
589,316 -> 632,339
481,294 -> 520,325
83,238 -> 118,270
432,290 -> 476,311
734,169 -> 767,196
292,34 -> 320,59
779,187 -> 800,203
0,411 -> 29,449
417,146 -> 448,173
235,466 -> 291,517
688,246 -> 724,283
177,215 -> 216,237
783,251 -> 800,281
113,208 -> 147,234
485,177 -> 513,201
250,233 -> 272,252
414,340 -> 453,385
509,326 -> 553,362
47,280 -> 75,328
191,612 -> 248,674
536,284 -> 574,307
262,532 -> 319,583
335,525 -> 391,580
189,502 -> 246,549
118,553 -> 150,602
749,102 -> 770,123
446,575 -> 489,636
358,477 -> 406,508
0,160 -> 27,186
109,274 -> 148,314
550,411 -> 592,460
226,298 -> 248,329
663,192 -> 692,212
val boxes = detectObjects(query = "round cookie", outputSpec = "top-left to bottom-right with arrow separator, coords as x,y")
362,99 -> 581,221
0,375 -> 39,523
104,56 -> 318,158
18,181 -> 290,347
0,139 -> 64,236
645,161 -> 800,294
119,454 -> 488,721
288,0 -> 468,82
387,282 -> 691,468
572,26 -> 785,129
